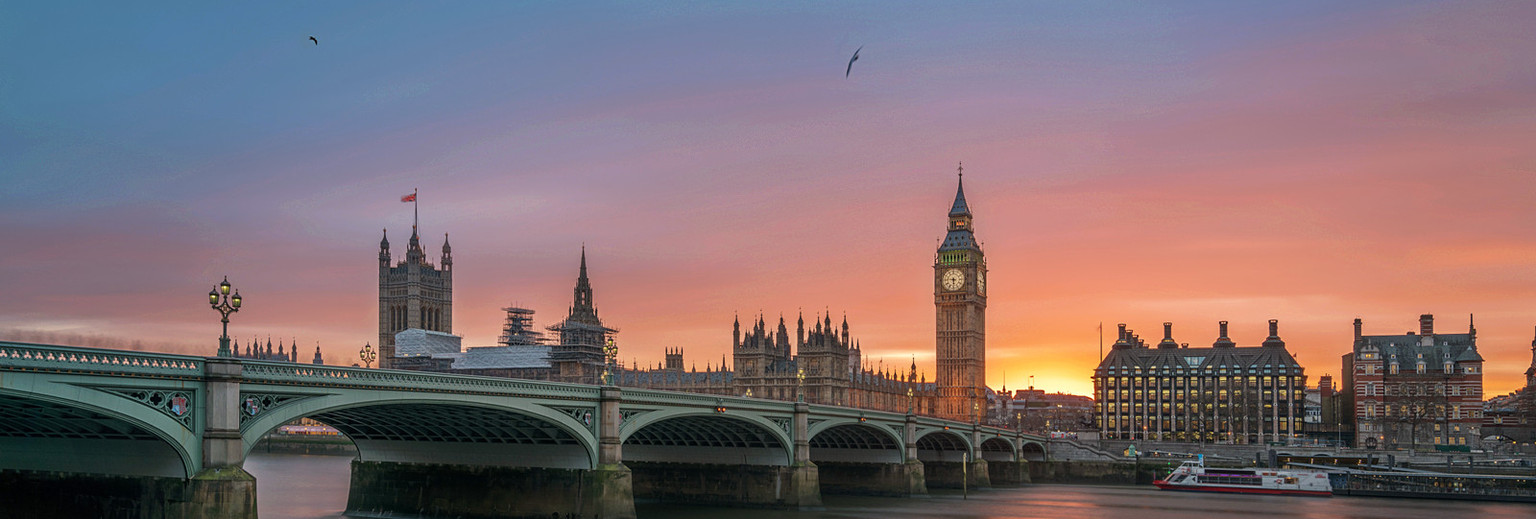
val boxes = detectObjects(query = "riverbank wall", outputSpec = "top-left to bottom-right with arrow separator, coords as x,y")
1027,461 -> 1174,486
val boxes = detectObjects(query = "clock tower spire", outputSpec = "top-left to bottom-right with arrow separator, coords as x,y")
934,163 -> 986,421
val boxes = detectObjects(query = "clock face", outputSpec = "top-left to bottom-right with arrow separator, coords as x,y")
941,269 -> 965,291
977,271 -> 986,295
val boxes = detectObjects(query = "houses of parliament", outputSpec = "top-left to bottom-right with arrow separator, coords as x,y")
375,171 -> 992,421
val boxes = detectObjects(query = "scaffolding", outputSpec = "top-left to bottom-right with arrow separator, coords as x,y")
498,306 -> 546,347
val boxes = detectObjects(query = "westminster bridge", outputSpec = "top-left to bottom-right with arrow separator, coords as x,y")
0,341 -> 1046,518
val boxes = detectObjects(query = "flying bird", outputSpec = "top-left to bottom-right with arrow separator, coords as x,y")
845,45 -> 862,78
309,35 -> 318,45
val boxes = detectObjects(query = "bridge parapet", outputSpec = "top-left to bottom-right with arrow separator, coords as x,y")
0,341 -> 203,378
241,360 -> 601,399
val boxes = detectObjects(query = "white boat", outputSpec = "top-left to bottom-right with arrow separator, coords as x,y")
1154,459 -> 1333,497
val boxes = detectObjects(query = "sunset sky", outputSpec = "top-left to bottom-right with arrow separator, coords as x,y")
4,2 -> 1535,397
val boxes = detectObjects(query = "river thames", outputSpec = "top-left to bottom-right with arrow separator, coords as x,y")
246,453 -> 1535,519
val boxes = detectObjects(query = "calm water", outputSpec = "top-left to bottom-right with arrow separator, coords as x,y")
245,452 -> 1536,519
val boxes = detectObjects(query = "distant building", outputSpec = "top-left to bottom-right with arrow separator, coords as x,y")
1340,314 -> 1484,449
230,337 -> 306,363
1093,320 -> 1306,443
546,248 -> 617,385
377,227 -> 452,368
374,176 -> 976,419
1300,375 -> 1348,444
1002,388 -> 1094,433
1484,328 -> 1536,443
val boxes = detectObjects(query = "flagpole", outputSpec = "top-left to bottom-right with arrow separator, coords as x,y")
1098,322 -> 1103,363
413,188 -> 418,232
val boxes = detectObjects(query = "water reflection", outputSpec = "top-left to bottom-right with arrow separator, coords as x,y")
244,453 -> 1535,519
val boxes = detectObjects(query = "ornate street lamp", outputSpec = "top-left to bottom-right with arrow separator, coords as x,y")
359,342 -> 377,369
208,276 -> 242,357
796,368 -> 806,403
603,338 -> 618,386
907,387 -> 915,414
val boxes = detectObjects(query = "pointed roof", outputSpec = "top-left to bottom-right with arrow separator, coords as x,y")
949,169 -> 971,217
564,245 -> 600,325
1455,344 -> 1484,362
578,245 -> 588,280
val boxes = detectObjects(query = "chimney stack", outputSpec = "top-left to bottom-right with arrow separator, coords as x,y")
1213,321 -> 1236,348
1263,319 -> 1286,348
1158,322 -> 1178,349
1420,314 -> 1434,336
1353,318 -> 1362,341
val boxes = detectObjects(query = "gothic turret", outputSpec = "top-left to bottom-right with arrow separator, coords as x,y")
797,311 -> 805,348
406,226 -> 424,264
441,233 -> 452,269
312,345 -> 324,365
733,314 -> 741,348
569,246 -> 598,323
379,229 -> 391,265
1525,326 -> 1535,388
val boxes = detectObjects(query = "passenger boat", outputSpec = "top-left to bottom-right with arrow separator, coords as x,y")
1154,459 -> 1333,497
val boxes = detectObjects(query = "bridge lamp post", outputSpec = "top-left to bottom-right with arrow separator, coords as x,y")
603,338 -> 617,386
796,368 -> 805,403
359,342 -> 377,369
208,276 -> 242,357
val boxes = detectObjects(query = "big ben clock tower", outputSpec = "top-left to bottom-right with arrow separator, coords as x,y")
934,164 -> 986,422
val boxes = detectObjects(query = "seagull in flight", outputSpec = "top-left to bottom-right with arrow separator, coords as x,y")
309,35 -> 318,45
845,45 -> 862,78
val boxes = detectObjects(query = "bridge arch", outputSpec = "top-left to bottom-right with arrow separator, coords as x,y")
240,392 -> 597,469
1020,440 -> 1047,461
0,385 -> 197,478
619,409 -> 792,466
807,420 -> 904,463
914,428 -> 973,462
979,436 -> 1017,462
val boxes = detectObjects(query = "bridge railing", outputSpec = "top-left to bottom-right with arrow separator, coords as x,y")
620,387 -> 795,412
0,341 -> 204,378
241,360 -> 603,399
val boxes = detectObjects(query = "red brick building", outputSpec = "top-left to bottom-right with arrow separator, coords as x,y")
1341,314 -> 1484,449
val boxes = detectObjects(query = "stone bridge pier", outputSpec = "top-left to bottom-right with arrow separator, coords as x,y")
343,385 -> 635,519
622,401 -> 820,510
806,412 -> 927,497
918,424 -> 991,490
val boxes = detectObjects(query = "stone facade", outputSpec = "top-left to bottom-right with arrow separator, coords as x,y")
934,169 -> 988,421
377,227 -> 452,368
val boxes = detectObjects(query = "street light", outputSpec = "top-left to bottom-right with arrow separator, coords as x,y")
208,276 -> 242,357
359,342 -> 377,369
603,338 -> 618,386
797,368 -> 806,402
